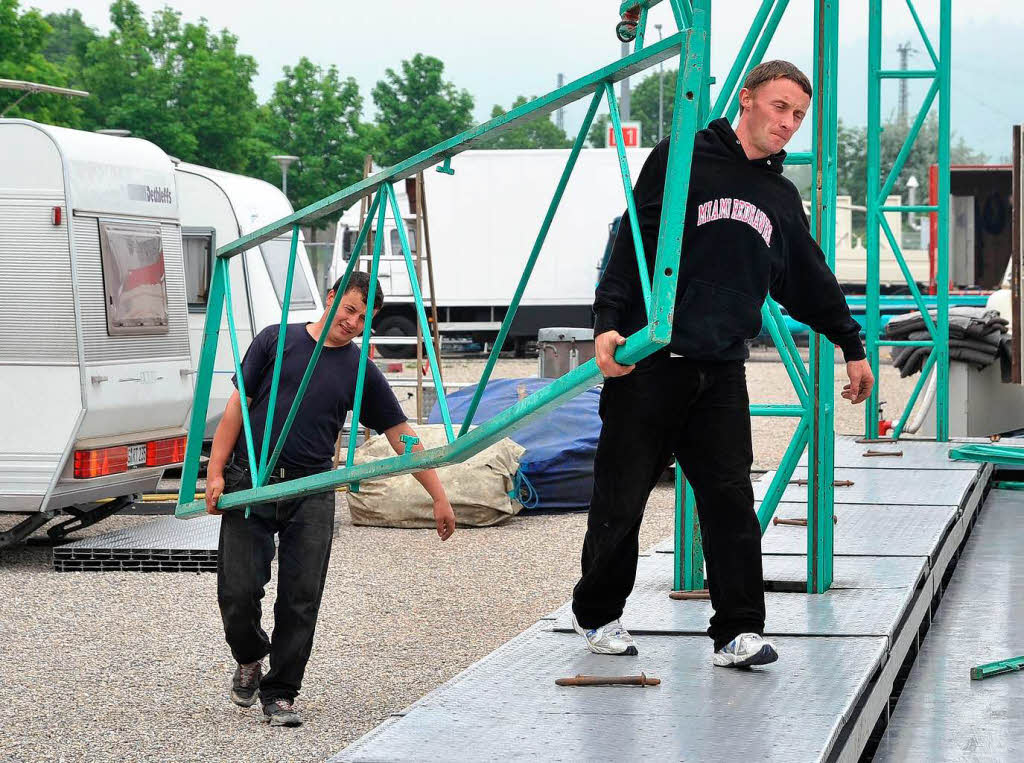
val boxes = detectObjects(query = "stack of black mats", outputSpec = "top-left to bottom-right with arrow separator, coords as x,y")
886,306 -> 1011,380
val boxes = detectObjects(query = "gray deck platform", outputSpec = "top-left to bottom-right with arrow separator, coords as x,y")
874,489 -> 1024,762
797,434 -> 981,470
753,465 -> 980,507
335,439 -> 996,761
550,554 -> 927,643
52,515 -> 220,572
335,630 -> 887,763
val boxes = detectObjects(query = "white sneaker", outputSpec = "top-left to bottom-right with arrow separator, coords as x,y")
572,613 -> 639,656
713,633 -> 778,668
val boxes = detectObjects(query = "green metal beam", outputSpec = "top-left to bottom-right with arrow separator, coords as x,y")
178,254 -> 228,505
386,182 -> 455,442
346,199 -> 388,467
258,225 -> 300,478
971,655 -> 1024,681
949,444 -> 1024,466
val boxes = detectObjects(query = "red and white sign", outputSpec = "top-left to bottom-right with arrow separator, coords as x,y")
607,121 -> 642,148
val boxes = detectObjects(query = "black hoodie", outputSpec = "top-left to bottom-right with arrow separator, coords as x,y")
594,118 -> 866,363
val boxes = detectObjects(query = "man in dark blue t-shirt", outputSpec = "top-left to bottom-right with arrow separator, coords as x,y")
204,271 -> 455,727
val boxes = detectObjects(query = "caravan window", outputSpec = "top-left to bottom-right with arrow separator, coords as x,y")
183,229 -> 214,310
260,238 -> 316,309
98,221 -> 169,336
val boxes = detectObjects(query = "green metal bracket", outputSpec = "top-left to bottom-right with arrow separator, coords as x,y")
400,435 -> 420,454
971,656 -> 1024,681
436,158 -> 454,175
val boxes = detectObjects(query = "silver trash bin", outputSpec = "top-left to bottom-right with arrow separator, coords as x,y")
537,327 -> 595,379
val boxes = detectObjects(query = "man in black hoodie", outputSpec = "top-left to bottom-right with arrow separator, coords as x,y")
571,61 -> 874,668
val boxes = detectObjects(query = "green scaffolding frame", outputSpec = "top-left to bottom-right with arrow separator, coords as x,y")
864,0 -> 951,441
178,0 -> 848,594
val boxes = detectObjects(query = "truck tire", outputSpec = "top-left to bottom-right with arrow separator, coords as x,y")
374,314 -> 417,359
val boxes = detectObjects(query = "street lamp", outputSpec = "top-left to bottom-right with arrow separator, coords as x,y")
655,24 -> 664,142
271,155 -> 300,196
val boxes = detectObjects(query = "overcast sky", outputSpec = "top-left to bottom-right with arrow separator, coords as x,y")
25,0 -> 1024,160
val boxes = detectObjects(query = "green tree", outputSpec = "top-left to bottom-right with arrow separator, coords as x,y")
372,53 -> 474,167
0,0 -> 84,125
473,96 -> 571,150
588,114 -> 610,148
42,9 -> 97,71
80,1 -> 261,171
629,67 -> 676,147
837,114 -> 988,208
257,57 -> 368,224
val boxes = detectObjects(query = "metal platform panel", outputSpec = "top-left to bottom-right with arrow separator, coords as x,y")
53,515 -> 220,573
761,502 -> 958,560
653,501 -> 959,560
753,466 -> 978,507
797,435 -> 981,470
550,553 -> 927,643
335,626 -> 888,763
874,489 -> 1024,762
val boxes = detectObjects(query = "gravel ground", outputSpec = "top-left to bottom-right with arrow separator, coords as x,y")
0,354 -> 917,762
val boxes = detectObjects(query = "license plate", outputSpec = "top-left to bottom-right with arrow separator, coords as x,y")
127,444 -> 147,468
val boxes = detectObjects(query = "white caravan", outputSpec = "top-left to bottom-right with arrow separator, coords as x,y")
0,119 -> 194,544
174,162 -> 322,436
331,148 -> 654,356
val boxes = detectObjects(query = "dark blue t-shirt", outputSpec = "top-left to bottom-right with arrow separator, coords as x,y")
232,323 -> 407,470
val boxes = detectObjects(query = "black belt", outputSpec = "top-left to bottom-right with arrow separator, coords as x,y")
230,458 -> 325,482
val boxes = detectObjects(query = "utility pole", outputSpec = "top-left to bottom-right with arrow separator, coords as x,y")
555,73 -> 565,131
896,42 -> 915,127
655,24 -> 664,142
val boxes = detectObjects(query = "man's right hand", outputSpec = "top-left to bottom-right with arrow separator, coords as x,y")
595,330 -> 636,378
205,472 -> 225,515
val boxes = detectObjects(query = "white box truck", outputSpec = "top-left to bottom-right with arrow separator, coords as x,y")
0,119 -> 195,544
331,148 -> 653,356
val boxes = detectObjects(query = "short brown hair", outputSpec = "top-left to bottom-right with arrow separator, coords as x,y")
742,60 -> 813,104
331,270 -> 384,311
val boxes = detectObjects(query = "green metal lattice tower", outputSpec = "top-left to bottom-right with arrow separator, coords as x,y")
864,0 -> 951,442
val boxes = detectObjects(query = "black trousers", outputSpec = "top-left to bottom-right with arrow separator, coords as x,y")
217,460 -> 335,702
572,353 -> 765,651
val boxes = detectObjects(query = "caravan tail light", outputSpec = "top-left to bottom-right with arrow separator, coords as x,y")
146,436 -> 187,467
74,446 -> 129,479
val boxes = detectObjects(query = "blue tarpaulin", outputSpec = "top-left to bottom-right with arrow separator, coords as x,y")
428,378 -> 601,510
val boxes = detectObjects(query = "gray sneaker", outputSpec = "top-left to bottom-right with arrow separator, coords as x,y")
230,661 -> 263,707
262,698 -> 303,727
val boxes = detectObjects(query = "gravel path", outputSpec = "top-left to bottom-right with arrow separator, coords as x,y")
0,356 -> 917,762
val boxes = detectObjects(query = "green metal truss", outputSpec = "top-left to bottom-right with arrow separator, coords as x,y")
177,2 -> 709,518
178,0 -> 847,594
864,0 -> 951,442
